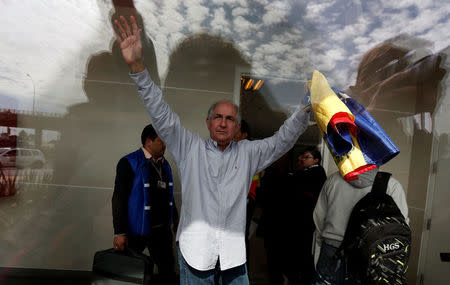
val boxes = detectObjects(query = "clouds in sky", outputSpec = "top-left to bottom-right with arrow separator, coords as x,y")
0,0 -> 449,113
262,1 -> 291,26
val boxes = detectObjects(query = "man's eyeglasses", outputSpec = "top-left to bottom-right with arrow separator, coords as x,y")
299,155 -> 314,160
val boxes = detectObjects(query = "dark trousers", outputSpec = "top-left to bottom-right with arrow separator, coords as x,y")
128,227 -> 177,285
312,242 -> 343,285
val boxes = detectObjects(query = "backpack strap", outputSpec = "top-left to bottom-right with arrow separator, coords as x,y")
336,171 -> 392,256
371,171 -> 391,195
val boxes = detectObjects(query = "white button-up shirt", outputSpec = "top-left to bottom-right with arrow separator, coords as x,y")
131,69 -> 309,271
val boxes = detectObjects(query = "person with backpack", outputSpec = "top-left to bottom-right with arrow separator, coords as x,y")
306,68 -> 411,285
311,168 -> 409,285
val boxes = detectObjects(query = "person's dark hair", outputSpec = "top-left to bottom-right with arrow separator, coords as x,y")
303,146 -> 322,164
141,124 -> 158,145
240,120 -> 250,137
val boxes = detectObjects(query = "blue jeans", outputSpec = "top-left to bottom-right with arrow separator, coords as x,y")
311,242 -> 353,285
178,245 -> 249,285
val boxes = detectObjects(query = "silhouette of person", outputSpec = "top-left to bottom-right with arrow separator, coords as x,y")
53,2 -> 160,187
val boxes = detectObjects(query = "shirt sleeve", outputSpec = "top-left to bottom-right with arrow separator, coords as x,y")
130,69 -> 197,164
112,157 -> 134,235
248,108 -> 310,173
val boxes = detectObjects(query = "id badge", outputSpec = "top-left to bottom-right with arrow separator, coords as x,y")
157,180 -> 167,189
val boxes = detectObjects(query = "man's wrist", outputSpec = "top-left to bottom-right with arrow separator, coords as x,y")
129,61 -> 146,74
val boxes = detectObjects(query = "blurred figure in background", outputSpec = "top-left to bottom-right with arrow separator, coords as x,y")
257,151 -> 304,285
292,146 -> 326,284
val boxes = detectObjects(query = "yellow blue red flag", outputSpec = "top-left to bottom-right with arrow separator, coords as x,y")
309,70 -> 399,181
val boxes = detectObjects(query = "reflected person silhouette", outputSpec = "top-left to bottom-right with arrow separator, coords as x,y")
113,15 -> 311,285
349,42 -> 446,114
163,33 -> 290,141
53,5 -> 160,187
163,33 -> 251,138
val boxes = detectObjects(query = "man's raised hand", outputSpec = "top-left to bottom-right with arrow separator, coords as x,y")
114,15 -> 145,73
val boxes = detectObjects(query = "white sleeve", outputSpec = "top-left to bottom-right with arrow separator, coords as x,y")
248,108 -> 309,173
312,178 -> 329,267
130,69 -> 198,164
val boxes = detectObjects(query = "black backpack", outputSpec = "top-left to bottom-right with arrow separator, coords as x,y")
338,171 -> 411,285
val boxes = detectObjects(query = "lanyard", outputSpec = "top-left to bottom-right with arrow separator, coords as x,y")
150,159 -> 163,180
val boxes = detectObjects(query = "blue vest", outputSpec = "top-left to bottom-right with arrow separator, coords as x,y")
125,148 -> 175,236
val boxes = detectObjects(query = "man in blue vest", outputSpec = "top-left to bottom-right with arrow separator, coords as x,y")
112,124 -> 178,284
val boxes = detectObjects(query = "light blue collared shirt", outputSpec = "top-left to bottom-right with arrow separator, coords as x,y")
131,69 -> 309,271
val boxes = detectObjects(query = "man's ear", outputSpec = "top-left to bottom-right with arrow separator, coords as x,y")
143,137 -> 152,151
313,158 -> 319,165
207,118 -> 215,133
233,122 -> 240,135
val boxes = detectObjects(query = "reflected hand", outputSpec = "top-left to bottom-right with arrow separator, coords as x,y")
302,105 -> 312,113
113,235 -> 128,251
113,15 -> 145,73
301,84 -> 312,113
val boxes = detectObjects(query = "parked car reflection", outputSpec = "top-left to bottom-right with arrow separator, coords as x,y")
0,147 -> 46,169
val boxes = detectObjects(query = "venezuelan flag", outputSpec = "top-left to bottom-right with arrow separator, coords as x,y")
309,71 -> 399,181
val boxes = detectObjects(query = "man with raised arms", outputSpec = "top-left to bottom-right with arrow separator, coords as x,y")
113,15 -> 310,285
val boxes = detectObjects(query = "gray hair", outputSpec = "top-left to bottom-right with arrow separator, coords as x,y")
207,100 -> 241,122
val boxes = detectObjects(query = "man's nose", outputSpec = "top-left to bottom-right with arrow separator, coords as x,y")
219,118 -> 227,127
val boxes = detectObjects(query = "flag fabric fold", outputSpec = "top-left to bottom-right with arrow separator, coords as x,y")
309,70 -> 399,181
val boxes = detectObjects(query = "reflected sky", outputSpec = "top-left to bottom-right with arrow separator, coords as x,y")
0,0 -> 448,114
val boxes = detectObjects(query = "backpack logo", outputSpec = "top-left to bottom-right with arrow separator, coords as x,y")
382,242 -> 400,252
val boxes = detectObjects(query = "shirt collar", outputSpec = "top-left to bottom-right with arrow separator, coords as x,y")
206,138 -> 235,151
304,164 -> 319,170
141,147 -> 164,162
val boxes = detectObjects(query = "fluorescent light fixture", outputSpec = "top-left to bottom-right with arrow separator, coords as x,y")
244,79 -> 254,90
253,79 -> 264,90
